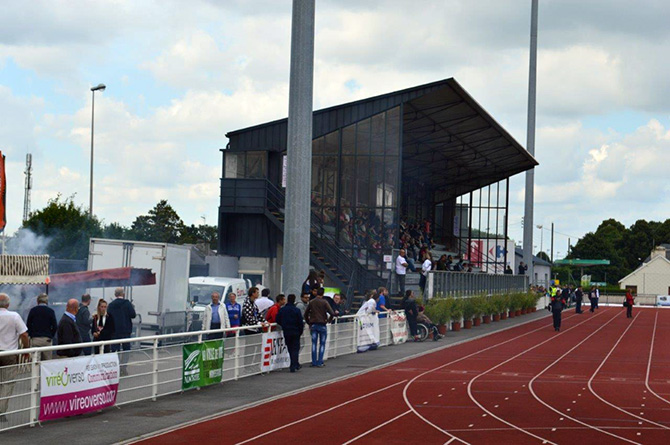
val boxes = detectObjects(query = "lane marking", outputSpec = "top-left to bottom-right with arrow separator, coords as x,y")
645,311 -> 670,406
528,310 -> 642,444
341,410 -> 411,445
465,310 -> 608,445
234,379 -> 409,445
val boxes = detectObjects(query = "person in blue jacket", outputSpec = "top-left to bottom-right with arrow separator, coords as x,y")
276,294 -> 304,373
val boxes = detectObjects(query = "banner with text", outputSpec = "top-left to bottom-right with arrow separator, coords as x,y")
39,353 -> 119,421
182,339 -> 224,390
389,312 -> 408,344
357,314 -> 380,352
261,331 -> 290,372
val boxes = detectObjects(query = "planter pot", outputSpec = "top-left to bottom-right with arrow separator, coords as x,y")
500,312 -> 507,320
473,317 -> 481,327
493,314 -> 500,322
483,315 -> 491,324
452,321 -> 461,332
464,320 -> 473,329
521,308 -> 527,315
438,324 -> 447,335
531,307 -> 537,313
508,310 -> 515,318
515,310 -> 522,316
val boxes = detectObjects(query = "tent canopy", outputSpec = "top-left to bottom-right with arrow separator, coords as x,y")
49,267 -> 156,289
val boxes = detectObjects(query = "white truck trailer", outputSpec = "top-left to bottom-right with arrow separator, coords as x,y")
87,238 -> 191,337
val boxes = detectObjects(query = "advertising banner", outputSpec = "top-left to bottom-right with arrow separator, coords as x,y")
261,331 -> 290,372
182,339 -> 224,390
389,312 -> 408,344
39,353 -> 119,421
357,314 -> 380,353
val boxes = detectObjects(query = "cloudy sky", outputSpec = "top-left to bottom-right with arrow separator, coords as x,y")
1,0 -> 669,257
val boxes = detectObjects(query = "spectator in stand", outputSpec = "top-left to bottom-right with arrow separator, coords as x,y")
402,290 -> 419,341
340,296 -> 350,316
107,287 -> 136,377
304,288 -> 335,367
276,294 -> 304,373
518,261 -> 528,275
92,299 -> 114,354
26,293 -> 57,361
57,299 -> 82,358
225,292 -> 242,332
376,287 -> 391,318
76,294 -> 93,355
504,265 -> 513,275
0,293 -> 29,422
203,291 -> 231,340
296,293 -> 310,316
256,288 -> 274,318
331,294 -> 343,317
417,306 -> 442,341
302,270 -> 321,296
420,252 -> 433,296
396,249 -> 409,297
436,254 -> 449,271
357,290 -> 379,315
242,287 -> 267,335
265,294 -> 286,323
318,270 -> 326,287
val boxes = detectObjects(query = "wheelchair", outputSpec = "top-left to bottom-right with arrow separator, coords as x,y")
415,322 -> 443,342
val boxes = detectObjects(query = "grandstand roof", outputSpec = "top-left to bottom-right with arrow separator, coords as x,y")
226,78 -> 537,198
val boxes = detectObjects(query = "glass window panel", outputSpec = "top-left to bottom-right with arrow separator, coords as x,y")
324,131 -> 339,154
224,152 -> 242,178
356,118 -> 371,155
371,156 -> 385,207
384,156 -> 399,190
312,136 -> 325,155
355,157 -> 370,207
322,207 -> 337,236
311,156 -> 324,206
340,156 -> 355,207
370,113 -> 385,155
342,125 -> 355,154
385,107 -> 400,155
339,205 -> 353,247
322,156 -> 338,203
246,151 -> 266,178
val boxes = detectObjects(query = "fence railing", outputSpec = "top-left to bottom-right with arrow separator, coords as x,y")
0,311 -> 402,433
426,271 -> 529,299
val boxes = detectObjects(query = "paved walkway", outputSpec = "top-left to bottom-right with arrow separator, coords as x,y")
1,311 -> 550,445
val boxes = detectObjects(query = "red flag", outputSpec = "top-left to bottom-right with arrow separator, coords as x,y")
0,152 -> 6,232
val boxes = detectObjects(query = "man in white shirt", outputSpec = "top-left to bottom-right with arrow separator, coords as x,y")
357,291 -> 379,316
395,249 -> 409,297
255,288 -> 274,317
0,293 -> 30,421
420,253 -> 433,297
202,291 -> 231,340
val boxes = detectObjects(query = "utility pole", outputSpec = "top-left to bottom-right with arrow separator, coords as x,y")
550,222 -> 554,262
283,0 -> 315,296
23,153 -> 32,223
523,0 -> 539,284
537,225 -> 543,255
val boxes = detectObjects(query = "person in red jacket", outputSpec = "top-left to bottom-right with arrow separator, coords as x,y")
265,294 -> 286,324
625,290 -> 635,318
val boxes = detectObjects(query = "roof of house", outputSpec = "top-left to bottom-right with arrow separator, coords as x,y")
514,247 -> 552,267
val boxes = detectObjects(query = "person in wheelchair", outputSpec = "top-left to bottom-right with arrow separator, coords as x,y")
417,306 -> 443,341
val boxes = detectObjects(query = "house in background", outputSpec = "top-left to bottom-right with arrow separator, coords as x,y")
514,247 -> 552,288
618,245 -> 670,295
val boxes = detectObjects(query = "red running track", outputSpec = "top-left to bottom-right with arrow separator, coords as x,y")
131,307 -> 670,444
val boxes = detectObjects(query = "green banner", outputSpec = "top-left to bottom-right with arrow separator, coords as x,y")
182,339 -> 224,390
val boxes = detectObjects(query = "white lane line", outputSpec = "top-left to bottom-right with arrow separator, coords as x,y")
234,380 -> 409,445
588,312 -> 670,431
645,310 -> 670,406
528,311 -> 642,444
341,410 -> 412,445
465,310 -> 608,445
401,312 -> 580,444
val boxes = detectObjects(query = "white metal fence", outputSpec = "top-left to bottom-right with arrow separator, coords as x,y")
0,312 -> 401,433
427,270 -> 529,299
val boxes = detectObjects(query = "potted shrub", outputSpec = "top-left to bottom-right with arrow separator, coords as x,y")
471,295 -> 486,326
499,294 -> 509,320
482,296 -> 493,323
462,297 -> 476,329
427,298 -> 450,336
448,297 -> 463,331
491,294 -> 504,321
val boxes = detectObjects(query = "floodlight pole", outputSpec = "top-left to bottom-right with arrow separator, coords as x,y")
523,0 -> 539,284
283,0 -> 315,296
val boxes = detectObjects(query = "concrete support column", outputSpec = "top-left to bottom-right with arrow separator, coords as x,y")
283,0 -> 315,296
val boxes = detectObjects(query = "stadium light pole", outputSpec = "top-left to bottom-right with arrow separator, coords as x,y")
90,83 -> 106,216
523,0 -> 539,283
283,0 -> 315,296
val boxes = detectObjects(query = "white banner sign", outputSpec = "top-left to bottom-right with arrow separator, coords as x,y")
40,353 -> 120,421
261,331 -> 290,372
390,312 -> 408,344
357,314 -> 380,352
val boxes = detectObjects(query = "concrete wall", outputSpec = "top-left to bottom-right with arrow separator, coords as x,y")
619,256 -> 670,295
238,243 -> 284,295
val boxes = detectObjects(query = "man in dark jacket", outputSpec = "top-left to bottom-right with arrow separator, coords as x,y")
276,294 -> 304,373
26,293 -> 58,361
75,294 -> 92,355
574,286 -> 584,314
304,290 -> 335,367
107,288 -> 136,376
57,299 -> 82,357
549,296 -> 564,332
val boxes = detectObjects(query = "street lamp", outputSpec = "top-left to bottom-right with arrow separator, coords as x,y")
536,224 -> 543,254
90,83 -> 106,216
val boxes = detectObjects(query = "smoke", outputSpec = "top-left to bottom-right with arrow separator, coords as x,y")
6,228 -> 51,255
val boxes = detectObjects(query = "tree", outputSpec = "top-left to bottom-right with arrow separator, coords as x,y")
536,251 -> 550,262
103,222 -> 132,240
21,195 -> 102,259
130,200 -> 185,243
179,224 -> 218,250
